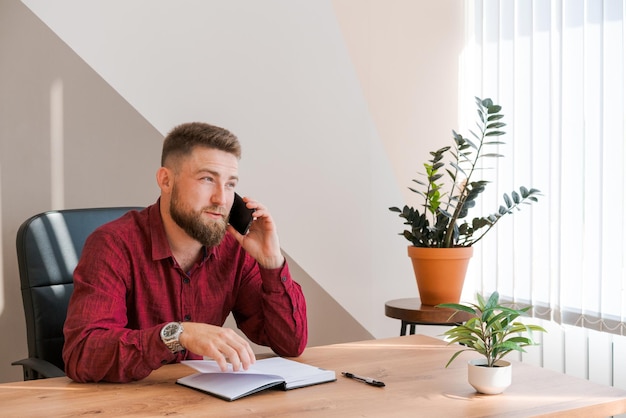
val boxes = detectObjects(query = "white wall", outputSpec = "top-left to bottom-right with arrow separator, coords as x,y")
0,0 -> 465,382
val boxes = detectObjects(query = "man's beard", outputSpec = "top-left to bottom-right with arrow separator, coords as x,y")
170,186 -> 227,247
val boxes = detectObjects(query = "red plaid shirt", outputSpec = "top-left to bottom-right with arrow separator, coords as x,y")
62,200 -> 307,382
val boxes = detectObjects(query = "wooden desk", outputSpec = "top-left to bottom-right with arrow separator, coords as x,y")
2,334 -> 626,417
385,297 -> 473,335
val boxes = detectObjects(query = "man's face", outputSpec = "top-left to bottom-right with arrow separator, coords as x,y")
168,147 -> 239,247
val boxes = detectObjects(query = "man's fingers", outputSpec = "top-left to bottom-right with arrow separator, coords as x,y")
177,323 -> 256,371
210,331 -> 256,372
224,338 -> 256,371
215,354 -> 230,372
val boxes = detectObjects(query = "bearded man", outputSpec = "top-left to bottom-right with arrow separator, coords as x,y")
63,122 -> 308,383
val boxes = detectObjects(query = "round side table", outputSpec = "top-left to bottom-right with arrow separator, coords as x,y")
385,298 -> 473,336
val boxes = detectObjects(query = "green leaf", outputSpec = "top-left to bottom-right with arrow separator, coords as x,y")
476,293 -> 487,307
480,153 -> 505,158
519,186 -> 528,197
487,104 -> 502,113
494,340 -> 528,353
462,136 -> 478,150
449,162 -> 467,177
444,349 -> 470,368
487,122 -> 506,129
436,303 -> 477,316
505,336 -> 534,345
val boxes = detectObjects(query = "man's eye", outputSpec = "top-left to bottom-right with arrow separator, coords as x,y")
226,182 -> 237,189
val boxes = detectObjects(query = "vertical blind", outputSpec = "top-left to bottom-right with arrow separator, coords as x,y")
464,0 -> 625,334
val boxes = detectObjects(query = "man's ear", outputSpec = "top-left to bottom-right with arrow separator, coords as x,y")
156,167 -> 172,192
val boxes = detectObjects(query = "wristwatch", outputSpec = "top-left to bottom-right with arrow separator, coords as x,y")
160,322 -> 185,353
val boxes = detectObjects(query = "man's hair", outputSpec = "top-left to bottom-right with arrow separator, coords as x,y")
161,122 -> 242,167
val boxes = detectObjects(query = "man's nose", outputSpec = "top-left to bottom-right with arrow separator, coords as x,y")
211,186 -> 228,207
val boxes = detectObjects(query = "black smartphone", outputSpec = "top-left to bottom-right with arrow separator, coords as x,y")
229,193 -> 255,235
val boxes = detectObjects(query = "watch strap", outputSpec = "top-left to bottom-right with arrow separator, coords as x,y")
160,322 -> 185,353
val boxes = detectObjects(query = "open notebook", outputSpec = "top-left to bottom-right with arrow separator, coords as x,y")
177,357 -> 336,401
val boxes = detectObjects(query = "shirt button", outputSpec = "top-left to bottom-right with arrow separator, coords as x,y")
281,276 -> 287,283
161,359 -> 168,365
183,278 -> 190,284
184,314 -> 191,321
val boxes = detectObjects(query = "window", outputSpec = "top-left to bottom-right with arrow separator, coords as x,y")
464,0 -> 625,334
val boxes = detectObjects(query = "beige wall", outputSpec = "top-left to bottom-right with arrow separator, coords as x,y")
0,0 -> 464,383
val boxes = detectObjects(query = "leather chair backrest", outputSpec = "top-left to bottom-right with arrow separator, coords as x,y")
16,207 -> 142,373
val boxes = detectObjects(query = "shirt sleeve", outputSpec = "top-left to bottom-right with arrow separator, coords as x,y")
231,260 -> 308,357
62,229 -> 172,383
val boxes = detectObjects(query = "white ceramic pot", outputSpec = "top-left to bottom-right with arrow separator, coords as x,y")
467,358 -> 512,395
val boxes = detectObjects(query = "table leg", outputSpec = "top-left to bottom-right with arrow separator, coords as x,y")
400,321 -> 418,336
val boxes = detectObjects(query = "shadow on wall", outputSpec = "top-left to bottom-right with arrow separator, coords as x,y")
226,251 -> 373,355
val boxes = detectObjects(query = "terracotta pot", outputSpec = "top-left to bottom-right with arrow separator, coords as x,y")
467,358 -> 512,395
407,246 -> 473,305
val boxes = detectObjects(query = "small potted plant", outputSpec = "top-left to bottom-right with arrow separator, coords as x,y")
389,97 -> 541,305
437,291 -> 546,394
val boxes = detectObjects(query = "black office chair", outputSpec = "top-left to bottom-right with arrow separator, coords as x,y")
12,207 -> 142,380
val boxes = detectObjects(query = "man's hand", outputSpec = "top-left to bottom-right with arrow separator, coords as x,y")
227,197 -> 284,269
179,322 -> 256,372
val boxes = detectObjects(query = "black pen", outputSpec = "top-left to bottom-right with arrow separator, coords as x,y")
341,372 -> 385,387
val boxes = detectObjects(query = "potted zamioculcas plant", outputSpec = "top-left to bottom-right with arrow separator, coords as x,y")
437,291 -> 546,394
389,97 -> 541,305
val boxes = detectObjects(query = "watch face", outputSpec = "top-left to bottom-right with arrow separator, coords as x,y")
163,323 -> 179,338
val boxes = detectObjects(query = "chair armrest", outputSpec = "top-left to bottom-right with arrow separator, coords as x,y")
12,358 -> 65,380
